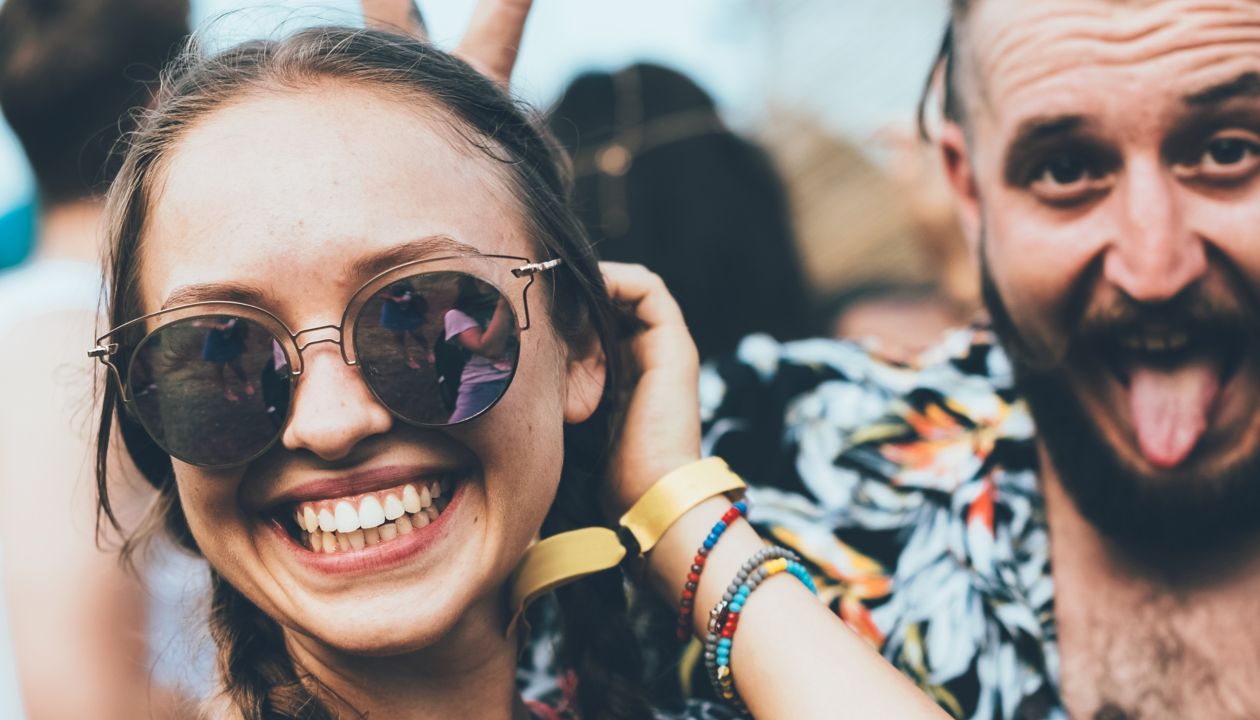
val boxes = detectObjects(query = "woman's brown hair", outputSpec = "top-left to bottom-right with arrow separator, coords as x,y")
95,26 -> 650,719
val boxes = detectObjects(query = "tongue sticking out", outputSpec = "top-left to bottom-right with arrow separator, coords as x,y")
1128,358 -> 1221,469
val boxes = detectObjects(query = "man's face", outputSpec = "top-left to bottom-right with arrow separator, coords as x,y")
949,0 -> 1260,551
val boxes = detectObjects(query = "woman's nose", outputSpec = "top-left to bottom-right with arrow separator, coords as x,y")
280,344 -> 393,462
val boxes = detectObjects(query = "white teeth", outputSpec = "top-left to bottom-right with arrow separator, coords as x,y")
402,484 -> 423,514
295,478 -> 454,554
318,508 -> 337,533
334,501 -> 360,533
347,529 -> 366,550
1122,331 -> 1192,354
358,496 -> 385,529
384,493 -> 406,520
303,506 -> 319,533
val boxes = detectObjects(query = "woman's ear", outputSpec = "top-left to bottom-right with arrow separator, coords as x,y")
563,329 -> 606,424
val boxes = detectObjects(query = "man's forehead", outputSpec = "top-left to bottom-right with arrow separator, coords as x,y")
964,0 -> 1260,125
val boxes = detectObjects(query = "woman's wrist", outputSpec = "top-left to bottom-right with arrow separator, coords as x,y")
642,496 -> 773,637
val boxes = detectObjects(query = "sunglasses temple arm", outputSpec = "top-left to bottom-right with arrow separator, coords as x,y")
87,343 -> 129,400
511,258 -> 562,331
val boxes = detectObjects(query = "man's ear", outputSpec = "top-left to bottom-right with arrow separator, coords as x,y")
563,330 -> 606,424
939,121 -> 982,254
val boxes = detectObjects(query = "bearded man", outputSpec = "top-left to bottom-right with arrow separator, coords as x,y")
704,1 -> 1260,718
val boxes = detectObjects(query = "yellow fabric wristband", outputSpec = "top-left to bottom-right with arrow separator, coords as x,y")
617,457 -> 745,556
505,458 -> 746,636
507,527 -> 626,637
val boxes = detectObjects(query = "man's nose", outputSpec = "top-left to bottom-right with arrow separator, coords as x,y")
1101,157 -> 1207,301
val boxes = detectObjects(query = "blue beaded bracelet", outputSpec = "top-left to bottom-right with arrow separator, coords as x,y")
676,500 -> 749,642
705,551 -> 816,709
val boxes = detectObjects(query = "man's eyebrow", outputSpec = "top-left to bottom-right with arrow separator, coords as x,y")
1185,71 -> 1260,106
347,235 -> 485,281
161,281 -> 269,311
1003,115 -> 1085,183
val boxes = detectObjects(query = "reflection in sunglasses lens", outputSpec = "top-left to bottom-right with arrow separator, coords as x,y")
128,316 -> 289,466
355,271 -> 519,426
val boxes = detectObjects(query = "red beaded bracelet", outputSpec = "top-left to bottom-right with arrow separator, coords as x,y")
675,499 -> 749,642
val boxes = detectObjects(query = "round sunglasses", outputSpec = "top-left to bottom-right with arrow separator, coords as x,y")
90,254 -> 561,468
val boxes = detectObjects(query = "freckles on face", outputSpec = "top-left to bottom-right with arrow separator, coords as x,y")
139,83 -> 574,654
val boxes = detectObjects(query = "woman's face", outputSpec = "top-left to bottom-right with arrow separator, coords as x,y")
138,83 -> 603,655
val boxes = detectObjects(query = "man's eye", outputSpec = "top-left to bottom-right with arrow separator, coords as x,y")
1040,155 -> 1089,185
1176,134 -> 1260,184
1027,153 -> 1110,204
1206,137 -> 1253,165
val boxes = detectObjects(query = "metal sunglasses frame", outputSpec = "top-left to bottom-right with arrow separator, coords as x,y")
88,253 -> 561,467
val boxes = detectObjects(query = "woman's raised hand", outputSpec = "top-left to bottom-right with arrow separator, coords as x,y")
360,0 -> 532,87
600,262 -> 702,512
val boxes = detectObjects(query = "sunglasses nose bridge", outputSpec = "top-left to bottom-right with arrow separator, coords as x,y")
292,324 -> 348,364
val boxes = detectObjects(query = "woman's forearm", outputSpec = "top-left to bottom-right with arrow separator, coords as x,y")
644,497 -> 948,720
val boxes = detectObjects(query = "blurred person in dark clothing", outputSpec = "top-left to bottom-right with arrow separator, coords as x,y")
0,1 -> 194,716
549,63 -> 823,359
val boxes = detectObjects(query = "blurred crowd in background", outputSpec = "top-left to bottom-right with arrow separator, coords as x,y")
0,0 -> 978,361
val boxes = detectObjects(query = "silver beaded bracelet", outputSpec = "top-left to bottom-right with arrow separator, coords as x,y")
702,545 -> 802,707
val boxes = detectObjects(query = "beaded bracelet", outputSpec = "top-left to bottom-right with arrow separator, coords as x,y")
702,547 -> 797,701
704,547 -> 816,709
676,500 -> 749,642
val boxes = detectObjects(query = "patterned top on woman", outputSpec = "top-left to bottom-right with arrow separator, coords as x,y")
699,328 -> 1062,720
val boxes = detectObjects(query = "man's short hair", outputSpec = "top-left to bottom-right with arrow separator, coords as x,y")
0,0 -> 190,206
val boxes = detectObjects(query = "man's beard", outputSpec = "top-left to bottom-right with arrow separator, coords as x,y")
979,247 -> 1260,562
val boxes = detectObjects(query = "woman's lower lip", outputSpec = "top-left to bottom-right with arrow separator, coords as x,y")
270,482 -> 465,575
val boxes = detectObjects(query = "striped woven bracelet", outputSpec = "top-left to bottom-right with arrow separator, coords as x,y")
712,556 -> 817,708
676,500 -> 749,642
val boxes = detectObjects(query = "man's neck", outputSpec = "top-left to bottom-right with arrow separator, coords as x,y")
36,198 -> 104,264
1042,445 -> 1260,719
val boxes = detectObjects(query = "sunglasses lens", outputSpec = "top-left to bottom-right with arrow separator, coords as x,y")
128,316 -> 291,466
354,271 -> 519,425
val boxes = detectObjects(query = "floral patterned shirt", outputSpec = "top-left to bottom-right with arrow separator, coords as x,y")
700,328 -> 1063,720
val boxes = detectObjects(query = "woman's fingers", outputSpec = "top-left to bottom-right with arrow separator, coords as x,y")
600,261 -> 698,371
601,262 -> 701,509
453,0 -> 533,87
361,0 -> 428,39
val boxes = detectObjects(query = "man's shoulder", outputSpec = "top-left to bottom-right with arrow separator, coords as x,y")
702,330 -> 1061,719
701,328 -> 1034,498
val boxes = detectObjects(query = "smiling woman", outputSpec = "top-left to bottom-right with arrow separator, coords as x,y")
88,24 -> 944,720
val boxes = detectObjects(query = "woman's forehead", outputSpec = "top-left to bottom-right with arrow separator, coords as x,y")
140,84 -> 529,312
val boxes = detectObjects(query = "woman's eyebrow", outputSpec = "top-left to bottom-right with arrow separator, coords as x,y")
160,280 -> 269,310
347,235 -> 485,281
